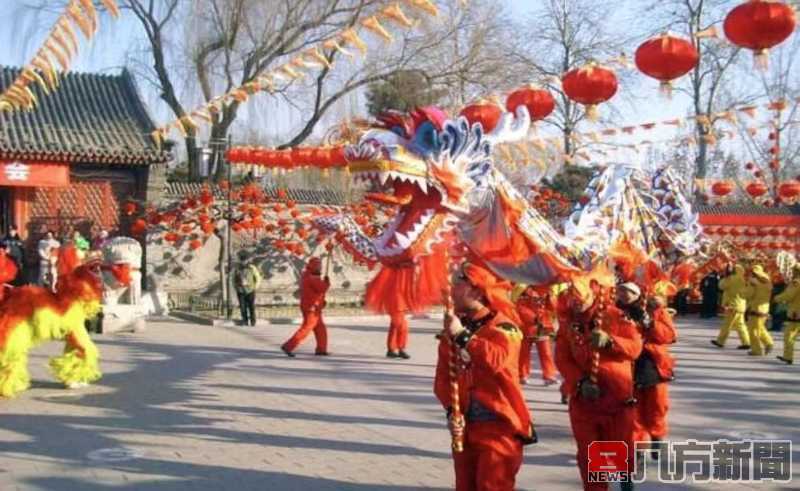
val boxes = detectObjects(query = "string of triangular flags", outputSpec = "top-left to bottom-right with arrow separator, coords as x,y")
0,0 -> 120,112
496,98 -> 798,168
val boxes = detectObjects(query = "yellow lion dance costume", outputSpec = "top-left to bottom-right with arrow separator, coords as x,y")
0,258 -> 129,398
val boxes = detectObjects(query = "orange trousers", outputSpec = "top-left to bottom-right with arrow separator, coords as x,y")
283,309 -> 328,353
519,338 -> 557,381
569,401 -> 636,491
453,421 -> 523,491
633,383 -> 669,443
386,311 -> 409,352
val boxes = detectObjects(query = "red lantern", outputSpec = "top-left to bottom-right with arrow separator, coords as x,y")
746,181 -> 768,197
130,219 -> 147,236
505,86 -> 555,121
779,182 -> 800,199
164,232 -> 179,243
123,202 -> 137,216
711,181 -> 734,196
635,34 -> 699,97
562,62 -> 618,120
292,147 -> 315,167
189,240 -> 203,250
460,100 -> 503,132
724,0 -> 796,69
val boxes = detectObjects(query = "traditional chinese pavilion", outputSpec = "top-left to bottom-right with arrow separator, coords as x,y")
698,204 -> 800,254
0,66 -> 170,263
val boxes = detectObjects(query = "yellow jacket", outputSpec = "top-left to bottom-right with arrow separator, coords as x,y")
745,277 -> 772,315
720,266 -> 747,313
774,280 -> 800,319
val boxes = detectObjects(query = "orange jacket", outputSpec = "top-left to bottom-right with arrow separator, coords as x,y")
434,310 -> 532,438
515,294 -> 555,339
555,304 -> 643,413
642,306 -> 677,380
300,271 -> 329,312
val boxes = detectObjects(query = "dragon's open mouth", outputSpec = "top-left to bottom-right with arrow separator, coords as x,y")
355,165 -> 449,263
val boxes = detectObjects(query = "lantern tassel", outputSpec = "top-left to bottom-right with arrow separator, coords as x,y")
585,104 -> 599,122
659,81 -> 674,100
754,49 -> 769,71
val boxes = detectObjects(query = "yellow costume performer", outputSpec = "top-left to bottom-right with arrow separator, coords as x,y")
773,266 -> 800,365
744,265 -> 774,356
712,265 -> 751,349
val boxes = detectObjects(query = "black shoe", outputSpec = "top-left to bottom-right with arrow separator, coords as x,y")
398,350 -> 411,359
315,351 -> 330,356
386,351 -> 399,358
710,340 -> 723,348
560,394 -> 568,405
736,345 -> 751,350
777,356 -> 793,365
281,345 -> 295,358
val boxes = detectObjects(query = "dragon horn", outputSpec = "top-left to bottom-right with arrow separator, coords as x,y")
484,105 -> 531,146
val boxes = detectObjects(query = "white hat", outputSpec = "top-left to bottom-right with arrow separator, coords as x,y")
619,282 -> 641,298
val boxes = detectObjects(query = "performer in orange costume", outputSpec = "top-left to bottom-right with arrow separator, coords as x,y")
515,285 -> 558,385
281,257 -> 330,357
386,310 -> 410,359
435,260 -> 536,491
555,278 -> 643,491
614,283 -> 676,454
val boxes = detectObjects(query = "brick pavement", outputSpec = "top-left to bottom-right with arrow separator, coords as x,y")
0,315 -> 798,490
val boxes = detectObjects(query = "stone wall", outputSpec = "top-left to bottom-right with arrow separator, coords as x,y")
145,209 -> 375,306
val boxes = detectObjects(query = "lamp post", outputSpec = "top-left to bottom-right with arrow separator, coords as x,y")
207,136 -> 233,319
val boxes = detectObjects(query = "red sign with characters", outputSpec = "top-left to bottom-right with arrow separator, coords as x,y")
0,160 -> 70,188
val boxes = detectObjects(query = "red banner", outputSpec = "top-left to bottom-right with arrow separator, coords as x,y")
0,160 -> 69,187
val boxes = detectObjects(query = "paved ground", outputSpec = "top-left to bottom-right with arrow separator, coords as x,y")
0,315 -> 797,490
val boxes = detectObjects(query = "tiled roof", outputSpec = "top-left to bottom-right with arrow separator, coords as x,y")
696,204 -> 800,216
164,182 -> 352,205
0,66 -> 171,165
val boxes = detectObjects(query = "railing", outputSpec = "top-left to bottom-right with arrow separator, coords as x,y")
168,289 -> 367,319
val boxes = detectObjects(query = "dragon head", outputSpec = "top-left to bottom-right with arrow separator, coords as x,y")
344,105 -> 531,265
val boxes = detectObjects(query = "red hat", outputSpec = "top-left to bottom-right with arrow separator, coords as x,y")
462,261 -> 521,325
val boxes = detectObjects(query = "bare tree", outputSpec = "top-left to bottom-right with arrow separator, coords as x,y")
641,0 -> 749,181
511,0 -> 630,159
736,35 -> 800,201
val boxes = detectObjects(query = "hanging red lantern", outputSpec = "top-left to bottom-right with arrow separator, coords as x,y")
724,0 -> 797,69
291,147 -> 315,168
711,181 -> 734,196
130,219 -> 147,236
189,240 -> 203,250
779,181 -> 800,199
505,85 -> 555,121
746,181 -> 769,197
635,33 -> 699,97
561,62 -> 618,120
123,202 -> 137,216
745,162 -> 755,171
460,99 -> 503,132
164,232 -> 179,243
769,159 -> 781,171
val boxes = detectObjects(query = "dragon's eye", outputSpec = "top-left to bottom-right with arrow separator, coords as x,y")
412,122 -> 440,155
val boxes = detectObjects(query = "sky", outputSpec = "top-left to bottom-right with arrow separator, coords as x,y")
0,0 -> 793,175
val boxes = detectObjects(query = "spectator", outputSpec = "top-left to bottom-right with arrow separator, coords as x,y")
92,230 -> 110,251
2,225 -> 25,285
38,231 -> 60,291
233,252 -> 262,326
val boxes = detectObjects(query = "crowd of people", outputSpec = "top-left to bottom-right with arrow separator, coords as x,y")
0,225 -> 112,291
